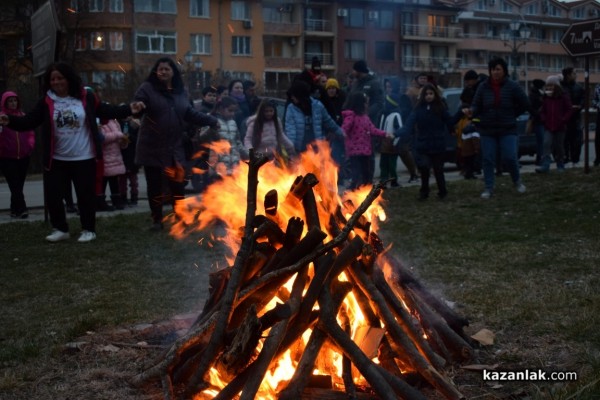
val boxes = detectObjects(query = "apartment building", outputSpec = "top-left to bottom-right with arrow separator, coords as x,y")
1,0 -> 599,104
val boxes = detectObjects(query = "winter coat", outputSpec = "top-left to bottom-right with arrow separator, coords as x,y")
285,97 -> 343,153
471,77 -> 530,137
244,115 -> 295,159
399,102 -> 454,154
133,81 -> 218,168
0,91 -> 35,159
341,110 -> 386,157
6,88 -> 130,170
100,119 -> 126,176
540,94 -> 573,133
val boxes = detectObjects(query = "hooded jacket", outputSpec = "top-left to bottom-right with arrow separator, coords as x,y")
0,91 -> 35,159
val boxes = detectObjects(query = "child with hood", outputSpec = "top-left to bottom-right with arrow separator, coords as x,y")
0,91 -> 36,218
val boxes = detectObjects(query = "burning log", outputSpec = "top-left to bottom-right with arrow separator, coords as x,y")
131,145 -> 473,399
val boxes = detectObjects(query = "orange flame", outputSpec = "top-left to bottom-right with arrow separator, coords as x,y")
171,141 -> 388,396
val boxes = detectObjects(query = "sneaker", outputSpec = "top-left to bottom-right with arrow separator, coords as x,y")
46,229 -> 70,242
408,175 -> 420,183
515,183 -> 526,194
77,230 -> 96,243
480,190 -> 492,199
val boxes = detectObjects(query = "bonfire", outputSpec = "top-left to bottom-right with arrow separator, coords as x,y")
131,142 -> 474,399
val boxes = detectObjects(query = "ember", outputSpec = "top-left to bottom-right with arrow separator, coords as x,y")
131,143 -> 474,399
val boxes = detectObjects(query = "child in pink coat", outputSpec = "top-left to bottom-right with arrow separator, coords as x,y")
97,119 -> 127,210
342,92 -> 392,189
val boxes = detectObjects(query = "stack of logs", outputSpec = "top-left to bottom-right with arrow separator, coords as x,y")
131,151 -> 474,399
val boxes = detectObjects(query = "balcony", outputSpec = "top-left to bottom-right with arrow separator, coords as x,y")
265,56 -> 302,69
304,18 -> 334,34
264,21 -> 301,35
401,24 -> 463,41
401,57 -> 462,72
304,52 -> 334,66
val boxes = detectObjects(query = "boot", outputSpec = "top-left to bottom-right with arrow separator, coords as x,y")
96,195 -> 114,211
129,193 -> 138,206
111,194 -> 125,210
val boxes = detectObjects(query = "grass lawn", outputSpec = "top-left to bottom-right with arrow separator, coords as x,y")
1,167 -> 599,399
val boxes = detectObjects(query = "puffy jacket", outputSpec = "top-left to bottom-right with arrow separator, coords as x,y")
540,94 -> 573,133
244,115 -> 295,158
284,97 -> 342,153
471,77 -> 530,136
342,110 -> 386,157
0,91 -> 35,159
399,102 -> 454,154
100,119 -> 126,176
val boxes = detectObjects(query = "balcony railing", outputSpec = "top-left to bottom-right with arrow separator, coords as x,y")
304,18 -> 333,32
304,52 -> 333,66
401,24 -> 463,39
401,57 -> 462,71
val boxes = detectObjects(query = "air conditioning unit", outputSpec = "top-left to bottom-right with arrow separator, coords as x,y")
368,11 -> 379,20
337,8 -> 348,17
243,19 -> 253,29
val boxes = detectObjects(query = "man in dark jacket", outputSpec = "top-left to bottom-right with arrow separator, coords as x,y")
470,58 -> 530,199
561,67 -> 584,167
349,60 -> 384,125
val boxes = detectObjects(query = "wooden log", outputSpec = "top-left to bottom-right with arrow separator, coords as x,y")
374,364 -> 428,400
184,149 -> 269,396
264,189 -> 278,216
347,262 -> 465,400
383,254 -> 470,334
220,304 -> 261,378
317,289 -> 396,399
340,306 -> 358,399
278,281 -> 353,400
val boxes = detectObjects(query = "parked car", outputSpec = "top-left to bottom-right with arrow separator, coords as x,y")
442,87 -> 537,165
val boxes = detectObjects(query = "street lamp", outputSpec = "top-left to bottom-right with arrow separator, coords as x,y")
183,51 -> 203,97
499,20 -> 531,82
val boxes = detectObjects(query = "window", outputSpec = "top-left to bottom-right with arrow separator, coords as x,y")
109,0 -> 123,12
263,6 -> 292,23
376,10 -> 393,29
428,15 -> 449,37
524,3 -> 538,15
134,0 -> 176,13
70,0 -> 79,12
344,8 -> 364,28
109,32 -> 123,50
550,30 -> 562,43
75,33 -> 88,51
475,0 -> 486,11
344,40 -> 365,60
190,0 -> 209,17
264,37 -> 283,57
231,1 -> 250,20
375,41 -> 394,61
548,4 -> 561,17
500,0 -> 512,13
572,7 -> 586,19
401,43 -> 416,68
92,71 -> 125,90
232,36 -> 251,55
91,32 -> 105,50
136,30 -> 176,53
191,34 -> 211,54
89,0 -> 103,12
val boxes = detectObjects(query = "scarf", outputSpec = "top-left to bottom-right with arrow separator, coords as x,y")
491,79 -> 502,107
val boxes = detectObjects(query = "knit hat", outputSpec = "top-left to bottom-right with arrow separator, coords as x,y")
464,70 -> 479,81
353,60 -> 369,74
546,75 -> 562,86
325,78 -> 340,90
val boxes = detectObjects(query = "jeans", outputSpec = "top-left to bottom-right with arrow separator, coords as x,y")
541,129 -> 566,170
44,158 -> 97,232
481,135 -> 520,191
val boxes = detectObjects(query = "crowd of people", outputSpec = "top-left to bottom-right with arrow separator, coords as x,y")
0,57 -> 596,241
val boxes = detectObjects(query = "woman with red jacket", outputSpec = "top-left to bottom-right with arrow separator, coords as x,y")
0,91 -> 35,218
